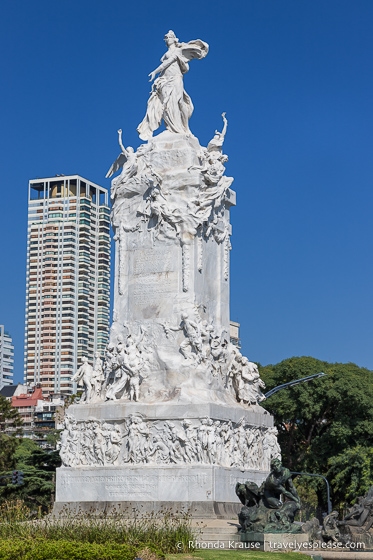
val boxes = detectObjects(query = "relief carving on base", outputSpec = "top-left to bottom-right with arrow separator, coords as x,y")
60,413 -> 280,471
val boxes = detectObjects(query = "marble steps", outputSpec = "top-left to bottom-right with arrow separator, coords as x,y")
191,518 -> 240,544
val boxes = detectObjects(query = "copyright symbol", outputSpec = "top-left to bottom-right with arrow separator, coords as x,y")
177,542 -> 182,550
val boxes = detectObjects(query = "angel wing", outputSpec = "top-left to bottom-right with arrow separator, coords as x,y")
105,152 -> 128,179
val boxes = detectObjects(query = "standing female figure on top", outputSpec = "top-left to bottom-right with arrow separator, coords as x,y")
137,31 -> 209,140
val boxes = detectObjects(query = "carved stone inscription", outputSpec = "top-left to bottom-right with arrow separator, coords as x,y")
131,275 -> 178,306
134,247 -> 175,275
57,470 -> 211,502
128,246 -> 179,313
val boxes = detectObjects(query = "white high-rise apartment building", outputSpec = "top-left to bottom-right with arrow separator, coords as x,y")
0,326 -> 14,389
24,175 -> 111,396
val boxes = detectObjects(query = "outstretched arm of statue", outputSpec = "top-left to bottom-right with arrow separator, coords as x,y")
342,504 -> 364,521
213,113 -> 228,141
117,129 -> 128,156
280,487 -> 300,504
221,112 -> 228,137
71,367 -> 82,383
105,131 -> 130,179
168,323 -> 182,332
161,322 -> 176,339
148,54 -> 178,81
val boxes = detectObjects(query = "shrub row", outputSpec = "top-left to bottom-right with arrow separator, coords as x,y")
0,540 -> 165,560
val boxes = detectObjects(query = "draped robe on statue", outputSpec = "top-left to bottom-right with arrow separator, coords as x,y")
137,40 -> 208,140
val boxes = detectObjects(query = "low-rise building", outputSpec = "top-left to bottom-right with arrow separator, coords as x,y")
0,383 -> 30,401
7,386 -> 65,445
11,386 -> 44,434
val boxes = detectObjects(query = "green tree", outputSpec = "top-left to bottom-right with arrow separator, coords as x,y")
0,395 -> 23,470
259,356 -> 373,509
0,438 -> 61,512
45,429 -> 62,449
327,446 -> 373,506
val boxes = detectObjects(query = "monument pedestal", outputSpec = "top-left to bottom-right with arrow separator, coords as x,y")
55,401 -> 274,518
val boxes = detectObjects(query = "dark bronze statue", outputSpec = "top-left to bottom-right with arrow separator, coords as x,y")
322,511 -> 340,543
321,487 -> 373,547
236,458 -> 302,534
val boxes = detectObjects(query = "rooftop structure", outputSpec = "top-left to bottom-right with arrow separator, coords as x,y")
0,383 -> 29,400
24,175 -> 111,396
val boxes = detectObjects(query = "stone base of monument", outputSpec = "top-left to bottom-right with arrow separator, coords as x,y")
54,465 -> 266,518
54,401 -> 273,519
340,527 -> 373,550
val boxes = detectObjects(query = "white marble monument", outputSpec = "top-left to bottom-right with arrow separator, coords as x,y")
54,31 -> 279,517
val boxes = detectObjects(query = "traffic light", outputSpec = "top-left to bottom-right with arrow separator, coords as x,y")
11,470 -> 24,485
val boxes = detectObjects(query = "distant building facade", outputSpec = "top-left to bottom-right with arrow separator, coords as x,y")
2,384 -> 65,443
24,175 -> 111,396
0,326 -> 14,389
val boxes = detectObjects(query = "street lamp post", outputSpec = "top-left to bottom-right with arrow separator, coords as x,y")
264,372 -> 326,399
291,471 -> 332,515
263,372 -> 331,515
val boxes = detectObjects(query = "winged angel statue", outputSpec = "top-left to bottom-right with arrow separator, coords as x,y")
105,129 -> 138,201
105,128 -> 160,239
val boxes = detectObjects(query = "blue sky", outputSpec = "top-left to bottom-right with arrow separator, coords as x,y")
1,0 -> 373,381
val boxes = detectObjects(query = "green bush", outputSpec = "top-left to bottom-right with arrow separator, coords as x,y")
0,504 -> 191,555
0,539 -> 138,560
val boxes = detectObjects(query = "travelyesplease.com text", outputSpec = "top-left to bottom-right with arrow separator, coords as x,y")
177,540 -> 365,551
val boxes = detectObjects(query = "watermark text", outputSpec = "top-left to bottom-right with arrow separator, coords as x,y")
268,540 -> 365,551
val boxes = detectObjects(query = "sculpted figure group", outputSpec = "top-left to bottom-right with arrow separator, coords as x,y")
87,32 -> 259,407
107,116 -> 233,249
106,37 -> 227,246
322,488 -> 373,545
60,415 -> 122,467
236,459 -> 302,534
72,313 -> 266,406
235,465 -> 373,544
60,413 -> 280,471
105,330 -> 145,402
72,322 -> 154,403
